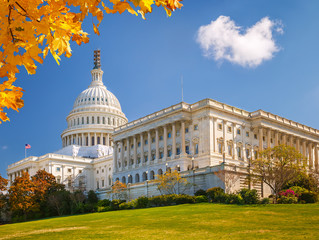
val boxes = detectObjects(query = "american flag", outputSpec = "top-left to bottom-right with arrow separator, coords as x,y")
25,144 -> 31,149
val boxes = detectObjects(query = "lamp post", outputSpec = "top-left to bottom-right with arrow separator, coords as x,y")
165,163 -> 168,172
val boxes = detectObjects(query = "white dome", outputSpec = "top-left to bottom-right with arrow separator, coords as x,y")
73,83 -> 122,112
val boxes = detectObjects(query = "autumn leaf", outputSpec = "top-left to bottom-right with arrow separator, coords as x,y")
0,0 -> 183,123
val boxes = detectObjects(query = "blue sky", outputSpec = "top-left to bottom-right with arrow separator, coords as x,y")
1,0 -> 319,177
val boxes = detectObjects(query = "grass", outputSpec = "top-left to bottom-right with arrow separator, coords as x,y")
0,203 -> 319,239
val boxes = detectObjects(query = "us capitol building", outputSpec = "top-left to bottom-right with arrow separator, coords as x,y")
6,50 -> 319,199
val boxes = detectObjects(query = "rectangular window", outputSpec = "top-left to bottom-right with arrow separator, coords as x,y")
218,143 -> 222,154
103,117 -> 105,124
79,170 -> 82,174
97,181 -> 99,189
97,170 -> 99,174
263,136 -> 265,141
176,130 -> 180,136
168,132 -> 171,138
254,134 -> 257,139
254,150 -> 258,159
152,137 -> 155,143
131,144 -> 134,149
194,124 -> 199,130
138,142 -> 141,147
186,145 -> 190,154
168,150 -> 172,157
218,123 -> 222,130
246,132 -> 249,137
195,144 -> 199,154
92,116 -> 94,124
228,126 -> 232,133
237,129 -> 241,135
176,148 -> 180,155
56,167 -> 60,172
102,180 -> 104,187
145,140 -> 148,145
152,154 -> 155,160
159,135 -> 163,141
228,145 -> 232,155
68,168 -> 72,173
82,117 -> 84,124
160,152 -> 164,159
97,117 -> 100,124
87,117 -> 89,124
237,147 -> 241,158
246,149 -> 250,158
185,127 -> 189,133
102,169 -> 104,173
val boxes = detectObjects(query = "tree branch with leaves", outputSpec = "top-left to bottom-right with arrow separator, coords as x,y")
0,0 -> 183,123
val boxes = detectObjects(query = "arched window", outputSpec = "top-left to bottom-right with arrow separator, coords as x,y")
92,116 -> 94,124
158,169 -> 163,175
97,137 -> 100,144
122,176 -> 126,184
108,176 -> 112,185
97,117 -> 100,124
150,171 -> 155,180
142,172 -> 148,181
92,137 -> 95,145
135,174 -> 140,183
128,175 -> 132,183
237,147 -> 242,158
115,177 -> 119,182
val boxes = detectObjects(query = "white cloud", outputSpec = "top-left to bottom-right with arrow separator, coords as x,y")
1,146 -> 8,150
196,16 -> 283,68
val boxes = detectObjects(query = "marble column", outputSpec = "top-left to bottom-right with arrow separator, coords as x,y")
283,134 -> 287,145
82,133 -> 84,146
181,121 -> 186,156
267,129 -> 271,148
163,125 -> 167,160
140,133 -> 144,164
172,123 -> 176,159
308,143 -> 313,169
275,131 -> 279,146
259,127 -> 263,151
114,142 -> 118,171
120,140 -> 124,170
127,137 -> 130,167
148,131 -> 151,164
88,133 -> 91,146
315,144 -> 319,171
94,132 -> 97,146
107,133 -> 110,146
133,136 -> 137,167
155,128 -> 159,161
296,138 -> 300,153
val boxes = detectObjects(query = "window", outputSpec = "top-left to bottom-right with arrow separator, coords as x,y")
145,140 -> 148,145
82,117 -> 84,124
228,126 -> 232,133
152,137 -> 155,143
79,170 -> 82,174
102,169 -> 104,173
57,178 -> 61,184
246,149 -> 250,158
160,152 -> 164,159
87,117 -> 89,124
56,167 -> 60,172
195,144 -> 199,154
186,145 -> 190,154
185,127 -> 189,133
68,179 -> 72,187
228,145 -> 232,155
271,138 -> 273,143
68,168 -> 71,173
176,147 -> 180,155
237,147 -> 242,158
218,123 -> 222,130
237,129 -> 241,135
246,132 -> 249,137
102,180 -> 104,187
218,143 -> 222,154
168,132 -> 171,138
263,136 -> 265,141
152,154 -> 155,160
168,150 -> 172,157
254,134 -> 257,139
103,117 -> 105,124
254,150 -> 258,159
97,117 -> 100,124
97,181 -> 99,189
77,118 -> 79,125
131,144 -> 134,149
138,142 -> 141,147
176,130 -> 180,136
159,135 -> 163,141
92,116 -> 94,124
97,170 -> 99,174
125,146 -> 127,151
194,124 -> 199,130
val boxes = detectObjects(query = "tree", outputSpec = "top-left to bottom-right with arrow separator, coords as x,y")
0,0 -> 183,123
111,180 -> 127,200
250,145 -> 306,201
31,169 -> 57,203
0,174 -> 8,191
8,171 -> 37,220
154,170 -> 192,195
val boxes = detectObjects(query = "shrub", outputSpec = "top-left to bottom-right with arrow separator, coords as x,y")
97,206 -> 112,212
207,187 -> 224,202
174,194 -> 195,204
87,190 -> 98,205
238,189 -> 259,204
135,196 -> 150,209
119,201 -> 135,210
149,196 -> 162,207
225,194 -> 244,205
110,199 -> 126,210
195,195 -> 208,203
289,186 -> 309,196
260,198 -> 270,204
98,199 -> 111,207
300,192 -> 318,203
277,196 -> 298,204
195,189 -> 207,196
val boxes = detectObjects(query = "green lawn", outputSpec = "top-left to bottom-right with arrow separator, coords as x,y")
0,203 -> 318,239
